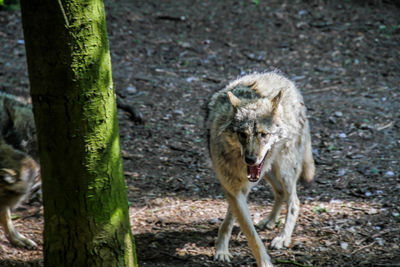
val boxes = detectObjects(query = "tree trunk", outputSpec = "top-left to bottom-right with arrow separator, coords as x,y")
20,1 -> 137,266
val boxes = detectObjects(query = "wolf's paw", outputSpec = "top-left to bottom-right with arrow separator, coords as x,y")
256,217 -> 276,230
11,236 -> 37,250
270,234 -> 290,250
214,249 -> 232,262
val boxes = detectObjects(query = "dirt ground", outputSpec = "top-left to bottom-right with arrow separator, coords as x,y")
1,0 -> 400,266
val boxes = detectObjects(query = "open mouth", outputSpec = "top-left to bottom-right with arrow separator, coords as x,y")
246,151 -> 269,182
247,161 -> 264,182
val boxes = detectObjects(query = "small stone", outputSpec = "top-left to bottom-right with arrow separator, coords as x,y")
159,156 -> 168,162
334,111 -> 343,117
186,76 -> 199,83
384,171 -> 395,177
126,85 -> 137,94
328,116 -> 337,124
173,109 -> 184,115
340,242 -> 349,250
337,168 -> 347,177
298,10 -> 308,16
376,238 -> 385,246
179,41 -> 191,48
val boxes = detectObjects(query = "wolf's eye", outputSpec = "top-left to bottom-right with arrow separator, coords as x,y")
260,132 -> 269,138
238,132 -> 247,139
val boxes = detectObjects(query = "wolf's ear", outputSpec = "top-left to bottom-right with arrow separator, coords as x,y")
227,91 -> 241,108
0,168 -> 17,184
271,90 -> 283,114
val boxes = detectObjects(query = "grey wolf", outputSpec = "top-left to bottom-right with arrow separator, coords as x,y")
0,137 -> 40,249
0,92 -> 37,158
206,72 -> 315,266
0,92 -> 40,249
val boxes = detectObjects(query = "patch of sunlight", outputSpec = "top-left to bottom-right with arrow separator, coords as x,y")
176,242 -> 214,258
111,207 -> 124,227
124,232 -> 137,267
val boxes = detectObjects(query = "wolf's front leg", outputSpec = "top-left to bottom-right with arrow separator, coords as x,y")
226,192 -> 274,267
0,207 -> 37,249
214,206 -> 235,262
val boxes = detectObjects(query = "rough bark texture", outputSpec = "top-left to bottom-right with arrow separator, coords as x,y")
20,0 -> 137,266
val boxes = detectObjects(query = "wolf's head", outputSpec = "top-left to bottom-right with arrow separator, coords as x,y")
2,98 -> 37,158
227,90 -> 284,182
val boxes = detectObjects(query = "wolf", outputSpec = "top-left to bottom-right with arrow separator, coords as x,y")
0,92 -> 37,159
206,72 -> 315,266
0,137 -> 40,249
0,93 -> 39,249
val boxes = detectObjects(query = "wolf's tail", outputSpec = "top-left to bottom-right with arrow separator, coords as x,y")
301,129 -> 315,183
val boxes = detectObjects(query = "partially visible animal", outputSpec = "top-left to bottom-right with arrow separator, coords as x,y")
0,92 -> 40,249
0,92 -> 37,159
0,137 -> 40,249
206,72 -> 315,266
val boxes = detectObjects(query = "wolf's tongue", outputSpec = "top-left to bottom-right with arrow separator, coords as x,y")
248,165 -> 259,179
247,163 -> 263,182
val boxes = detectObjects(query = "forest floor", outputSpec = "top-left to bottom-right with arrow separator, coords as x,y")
1,0 -> 400,266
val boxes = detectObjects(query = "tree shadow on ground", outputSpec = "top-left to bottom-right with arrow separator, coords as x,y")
0,259 -> 42,267
135,226 -> 257,267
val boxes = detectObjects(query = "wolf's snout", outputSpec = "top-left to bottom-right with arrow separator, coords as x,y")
244,155 -> 257,165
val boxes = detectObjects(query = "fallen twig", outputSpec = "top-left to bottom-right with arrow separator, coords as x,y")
376,121 -> 394,131
304,86 -> 338,94
117,97 -> 144,124
155,15 -> 186,22
350,241 -> 376,255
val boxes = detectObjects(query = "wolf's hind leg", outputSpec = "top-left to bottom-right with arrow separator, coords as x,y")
0,207 -> 37,249
270,171 -> 300,249
214,206 -> 235,262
